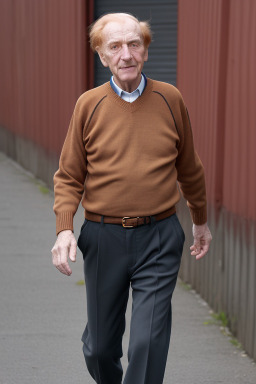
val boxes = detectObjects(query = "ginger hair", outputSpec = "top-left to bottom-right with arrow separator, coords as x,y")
89,13 -> 152,52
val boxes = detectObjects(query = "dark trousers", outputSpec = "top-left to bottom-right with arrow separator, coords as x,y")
78,214 -> 185,384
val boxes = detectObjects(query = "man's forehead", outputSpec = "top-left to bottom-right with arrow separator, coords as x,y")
102,19 -> 142,43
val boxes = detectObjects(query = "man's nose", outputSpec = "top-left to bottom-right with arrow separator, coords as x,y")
121,44 -> 132,60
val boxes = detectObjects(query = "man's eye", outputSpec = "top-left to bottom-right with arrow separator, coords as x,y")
131,43 -> 138,47
111,45 -> 118,50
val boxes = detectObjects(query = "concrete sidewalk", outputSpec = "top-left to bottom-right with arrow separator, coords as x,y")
0,151 -> 255,384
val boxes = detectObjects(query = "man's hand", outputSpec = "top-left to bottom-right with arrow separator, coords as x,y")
190,223 -> 212,260
51,230 -> 77,276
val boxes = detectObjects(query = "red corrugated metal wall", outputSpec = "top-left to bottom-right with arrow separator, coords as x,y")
177,0 -> 225,213
177,0 -> 256,361
223,0 -> 256,220
0,0 -> 94,155
177,0 -> 256,222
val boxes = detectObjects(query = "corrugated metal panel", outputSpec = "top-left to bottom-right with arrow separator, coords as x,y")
177,0 -> 256,222
177,0 -> 256,361
0,0 -> 94,155
222,0 -> 256,221
177,0 -> 224,206
94,0 -> 177,86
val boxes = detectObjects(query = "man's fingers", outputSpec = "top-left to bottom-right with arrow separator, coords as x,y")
190,241 -> 210,259
190,223 -> 212,260
51,230 -> 76,276
56,263 -> 72,276
190,241 -> 200,256
195,243 -> 210,260
51,245 -> 72,276
55,257 -> 72,276
58,245 -> 72,275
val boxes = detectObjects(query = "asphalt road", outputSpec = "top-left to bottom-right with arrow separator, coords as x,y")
0,151 -> 255,384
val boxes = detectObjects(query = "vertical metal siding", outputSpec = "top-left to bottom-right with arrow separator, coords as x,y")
0,0 -> 94,156
94,0 -> 177,86
177,0 -> 256,222
223,0 -> 256,221
177,0 -> 256,361
177,0 -> 223,206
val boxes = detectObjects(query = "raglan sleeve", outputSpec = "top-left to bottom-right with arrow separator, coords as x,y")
53,97 -> 87,235
175,92 -> 207,225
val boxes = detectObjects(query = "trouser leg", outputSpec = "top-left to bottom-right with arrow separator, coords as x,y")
78,218 -> 130,384
123,214 -> 185,384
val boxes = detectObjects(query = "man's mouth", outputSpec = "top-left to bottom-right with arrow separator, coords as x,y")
120,66 -> 135,69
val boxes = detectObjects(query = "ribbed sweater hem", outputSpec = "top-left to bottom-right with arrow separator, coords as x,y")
56,211 -> 74,235
189,206 -> 207,225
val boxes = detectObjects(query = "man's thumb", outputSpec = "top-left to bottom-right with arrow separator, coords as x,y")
69,241 -> 77,262
193,239 -> 200,252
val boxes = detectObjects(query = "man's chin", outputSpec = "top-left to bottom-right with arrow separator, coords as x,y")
118,73 -> 140,84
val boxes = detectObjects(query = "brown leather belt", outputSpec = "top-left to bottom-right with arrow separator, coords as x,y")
84,207 -> 176,228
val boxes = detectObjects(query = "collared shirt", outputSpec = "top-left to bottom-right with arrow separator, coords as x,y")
110,73 -> 146,103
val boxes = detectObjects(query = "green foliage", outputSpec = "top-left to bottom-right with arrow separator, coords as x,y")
229,338 -> 241,348
38,185 -> 49,195
204,310 -> 241,350
29,176 -> 50,195
212,311 -> 228,327
178,280 -> 191,291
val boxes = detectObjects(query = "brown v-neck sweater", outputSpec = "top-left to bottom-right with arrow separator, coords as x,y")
53,78 -> 207,234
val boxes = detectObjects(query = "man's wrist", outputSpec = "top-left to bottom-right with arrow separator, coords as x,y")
57,229 -> 73,237
193,222 -> 208,228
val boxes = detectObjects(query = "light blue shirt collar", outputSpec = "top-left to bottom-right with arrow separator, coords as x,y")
110,74 -> 146,103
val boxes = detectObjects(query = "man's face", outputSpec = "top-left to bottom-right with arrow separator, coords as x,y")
97,18 -> 148,93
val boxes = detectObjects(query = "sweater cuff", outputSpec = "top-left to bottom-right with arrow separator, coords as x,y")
189,205 -> 207,225
56,211 -> 74,235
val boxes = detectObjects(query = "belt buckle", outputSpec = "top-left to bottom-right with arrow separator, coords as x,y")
122,216 -> 138,228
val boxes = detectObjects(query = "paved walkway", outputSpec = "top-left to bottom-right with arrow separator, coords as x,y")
0,151 -> 255,384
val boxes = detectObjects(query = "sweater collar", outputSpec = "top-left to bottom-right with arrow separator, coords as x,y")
106,77 -> 153,112
110,73 -> 147,98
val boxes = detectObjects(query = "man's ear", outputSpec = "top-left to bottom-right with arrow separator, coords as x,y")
144,48 -> 149,63
96,47 -> 109,68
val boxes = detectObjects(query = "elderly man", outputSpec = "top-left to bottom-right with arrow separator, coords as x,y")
51,12 -> 212,384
